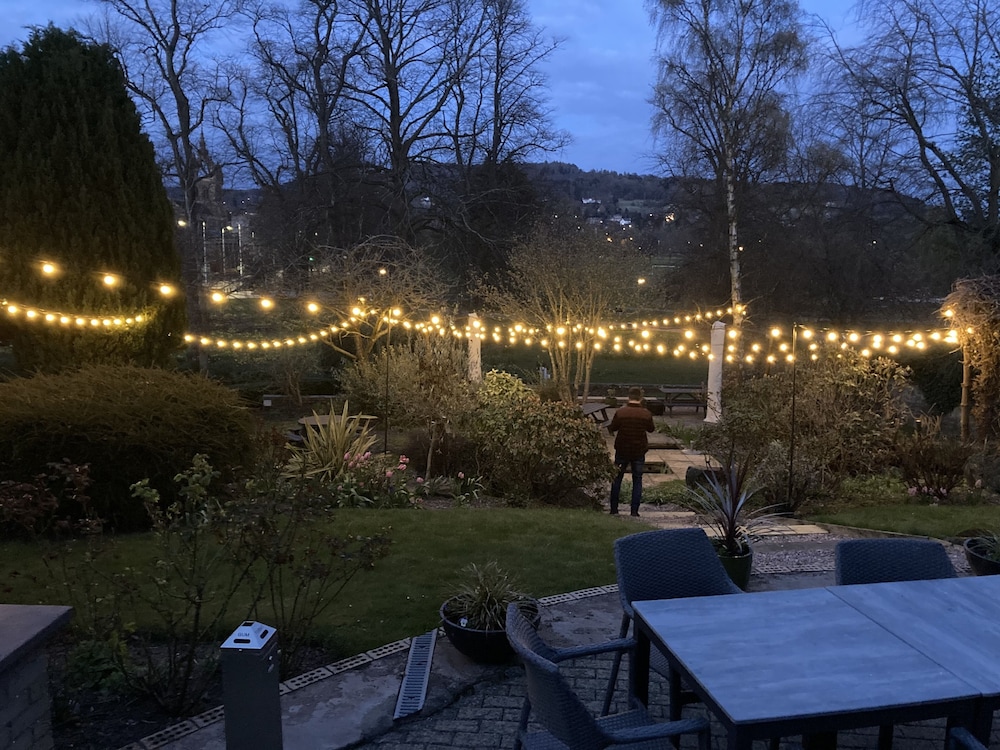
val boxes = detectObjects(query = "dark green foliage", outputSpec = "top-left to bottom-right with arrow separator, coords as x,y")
0,460 -> 97,539
898,349 -> 963,416
894,418 -> 971,501
0,27 -> 184,372
0,365 -> 254,531
471,371 -> 616,502
966,446 -> 1000,493
700,350 -> 913,508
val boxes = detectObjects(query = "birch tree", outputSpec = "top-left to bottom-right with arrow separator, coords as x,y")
649,0 -> 807,330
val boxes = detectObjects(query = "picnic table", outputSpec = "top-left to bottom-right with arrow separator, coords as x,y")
633,576 -> 1000,750
581,402 -> 613,426
655,385 -> 707,415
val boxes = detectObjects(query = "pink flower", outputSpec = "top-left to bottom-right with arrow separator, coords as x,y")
399,455 -> 409,464
458,472 -> 465,479
397,463 -> 406,471
385,470 -> 394,478
363,452 -> 372,460
416,477 -> 424,484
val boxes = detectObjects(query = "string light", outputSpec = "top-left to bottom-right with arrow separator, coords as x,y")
4,259 -> 964,362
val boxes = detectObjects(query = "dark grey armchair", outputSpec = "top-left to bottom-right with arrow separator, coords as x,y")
506,603 -> 711,750
603,527 -> 742,716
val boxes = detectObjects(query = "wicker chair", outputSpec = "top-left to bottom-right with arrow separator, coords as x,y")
504,604 -> 637,750
834,538 -> 957,585
603,527 -> 742,716
506,603 -> 711,750
835,537 -> 957,750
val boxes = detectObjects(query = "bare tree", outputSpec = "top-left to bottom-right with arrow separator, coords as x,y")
832,0 -> 1000,269
307,235 -> 453,361
217,0 -> 374,285
446,0 -> 566,173
479,221 -> 648,402
89,0 -> 247,350
434,0 -> 567,281
648,0 -> 807,329
341,0 -> 486,239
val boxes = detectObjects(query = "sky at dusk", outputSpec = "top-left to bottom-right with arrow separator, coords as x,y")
2,0 -> 859,176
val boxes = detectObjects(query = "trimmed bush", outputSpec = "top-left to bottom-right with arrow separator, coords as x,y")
0,365 -> 254,531
471,371 -> 616,502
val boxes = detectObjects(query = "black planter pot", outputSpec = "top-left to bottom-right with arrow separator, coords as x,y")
719,548 -> 754,591
439,598 -> 541,664
964,537 -> 1000,576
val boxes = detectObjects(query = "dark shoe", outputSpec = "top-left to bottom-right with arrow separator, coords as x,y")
630,511 -> 640,517
609,510 -> 619,515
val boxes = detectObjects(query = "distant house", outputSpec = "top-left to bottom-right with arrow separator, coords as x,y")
581,197 -> 601,204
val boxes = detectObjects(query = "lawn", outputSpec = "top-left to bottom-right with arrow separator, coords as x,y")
807,504 -> 1000,540
0,507 -> 638,659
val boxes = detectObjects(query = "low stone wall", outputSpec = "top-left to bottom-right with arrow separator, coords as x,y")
0,605 -> 73,750
1,650 -> 54,750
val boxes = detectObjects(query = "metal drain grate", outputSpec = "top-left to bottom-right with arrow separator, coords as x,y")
393,629 -> 437,720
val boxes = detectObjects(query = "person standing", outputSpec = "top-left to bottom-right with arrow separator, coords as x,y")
607,387 -> 655,516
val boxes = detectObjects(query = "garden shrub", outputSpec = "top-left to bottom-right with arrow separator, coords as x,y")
402,428 -> 480,479
898,350 -> 962,416
340,336 -> 475,430
43,455 -> 391,712
751,440 -> 830,514
282,402 -> 378,481
470,371 -> 615,502
0,365 -> 255,532
964,445 -> 1000,494
893,416 -> 972,501
700,350 -> 912,502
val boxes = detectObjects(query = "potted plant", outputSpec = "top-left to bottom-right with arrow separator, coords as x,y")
439,561 -> 540,664
680,456 -> 779,590
963,532 -> 1000,576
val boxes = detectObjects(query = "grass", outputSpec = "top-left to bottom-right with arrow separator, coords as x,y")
799,474 -> 1000,539
0,507 -> 639,660
482,344 -> 709,385
807,505 -> 1000,540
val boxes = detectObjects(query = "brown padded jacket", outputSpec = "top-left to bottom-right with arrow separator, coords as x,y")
608,401 -> 655,460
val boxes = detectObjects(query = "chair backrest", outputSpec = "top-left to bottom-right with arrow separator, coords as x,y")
615,528 -> 742,616
835,538 -> 957,585
506,604 -> 607,750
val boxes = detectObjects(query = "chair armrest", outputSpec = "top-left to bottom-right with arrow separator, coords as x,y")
607,717 -> 710,744
550,637 -> 636,663
949,728 -> 988,750
724,579 -> 744,595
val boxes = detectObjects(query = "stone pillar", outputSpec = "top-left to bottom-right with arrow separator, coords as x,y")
706,321 -> 725,423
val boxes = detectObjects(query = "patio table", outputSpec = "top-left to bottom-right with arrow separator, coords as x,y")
830,575 -> 1000,739
633,586 -> 983,750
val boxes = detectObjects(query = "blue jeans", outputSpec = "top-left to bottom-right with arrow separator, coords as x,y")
610,454 -> 644,514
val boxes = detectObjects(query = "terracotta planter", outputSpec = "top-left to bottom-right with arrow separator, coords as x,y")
719,548 -> 754,591
964,537 -> 1000,576
440,598 -> 541,664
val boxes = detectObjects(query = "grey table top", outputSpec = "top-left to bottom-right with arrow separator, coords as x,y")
634,585 -> 985,746
829,576 -> 1000,696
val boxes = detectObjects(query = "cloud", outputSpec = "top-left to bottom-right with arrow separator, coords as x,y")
530,0 -> 659,172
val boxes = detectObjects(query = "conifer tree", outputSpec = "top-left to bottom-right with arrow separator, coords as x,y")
0,26 -> 185,372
